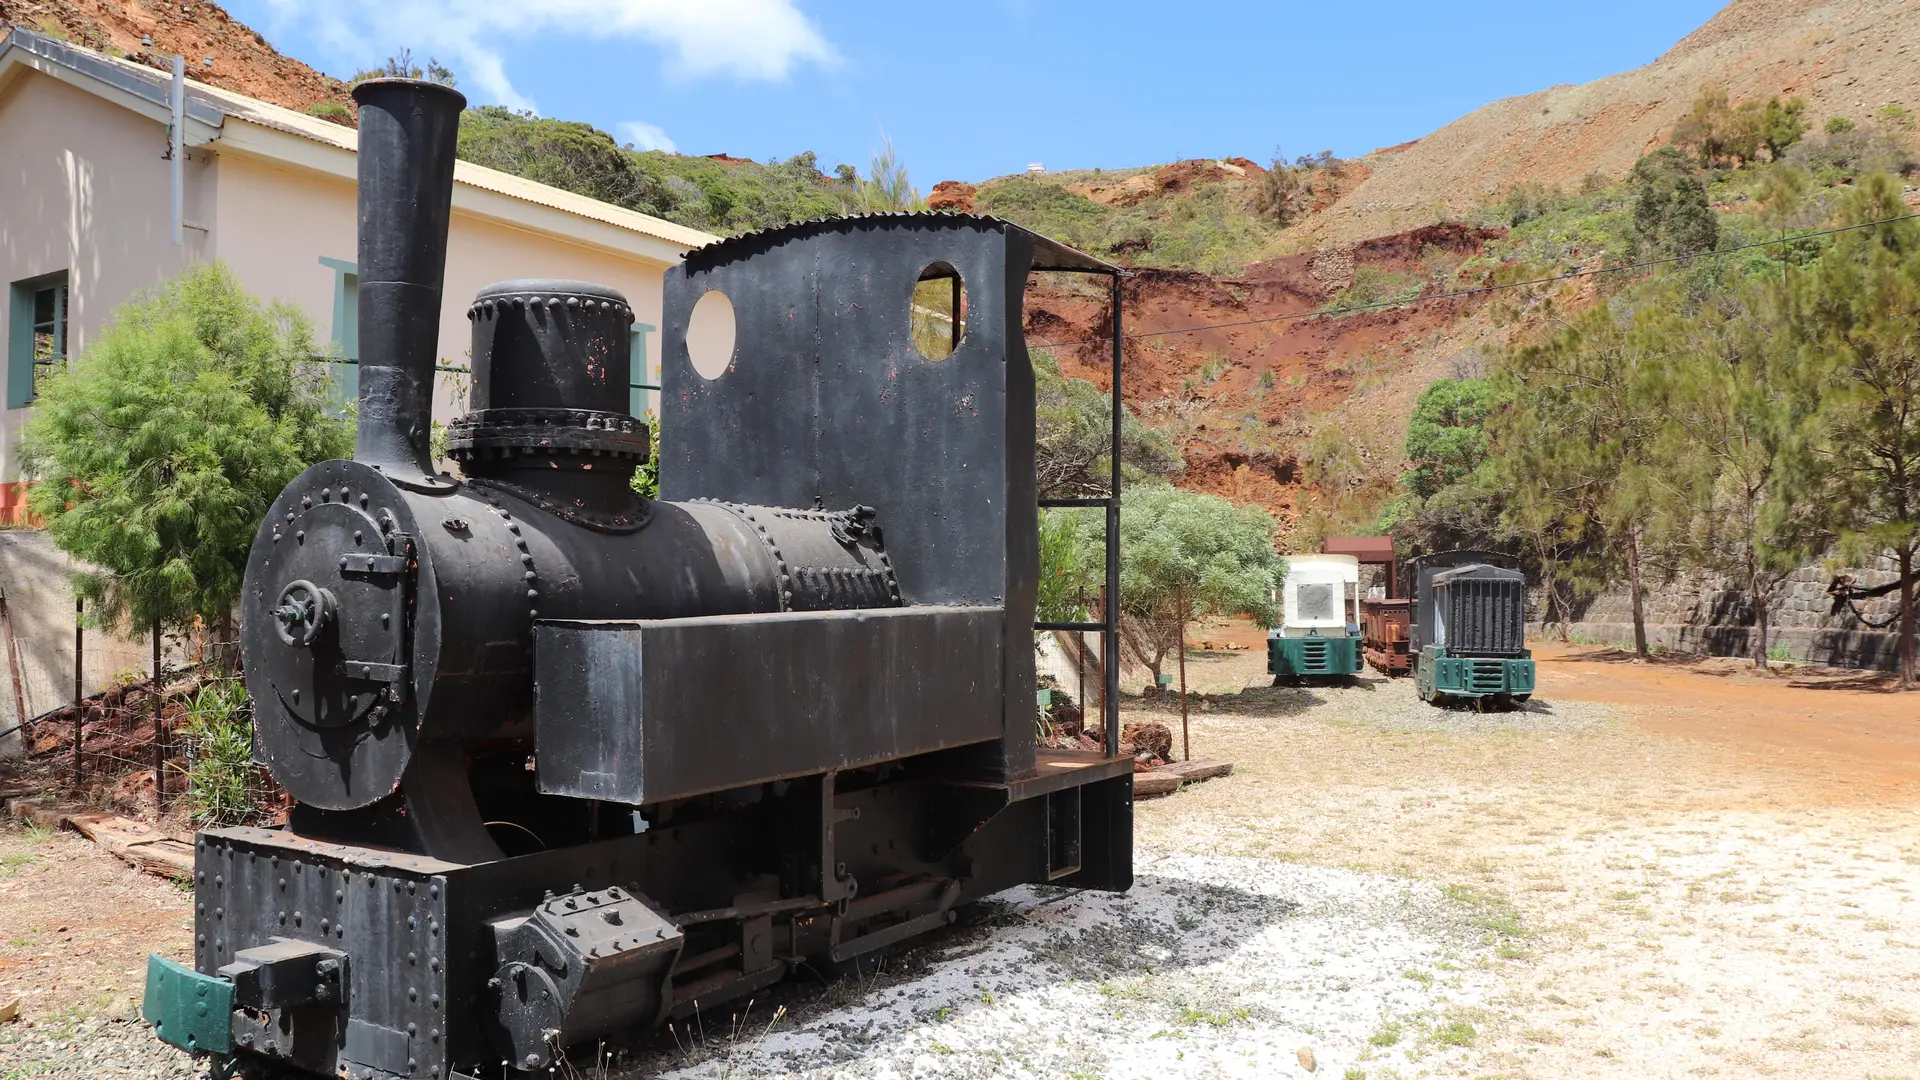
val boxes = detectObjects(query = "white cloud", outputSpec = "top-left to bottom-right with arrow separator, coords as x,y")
617,121 -> 677,153
259,0 -> 838,111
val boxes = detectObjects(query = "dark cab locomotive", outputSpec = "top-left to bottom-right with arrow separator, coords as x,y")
1405,550 -> 1535,707
142,79 -> 1133,1078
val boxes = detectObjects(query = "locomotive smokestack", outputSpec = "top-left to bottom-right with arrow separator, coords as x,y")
349,78 -> 466,488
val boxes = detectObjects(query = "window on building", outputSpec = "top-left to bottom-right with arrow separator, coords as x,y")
630,322 -> 657,419
320,257 -> 358,411
7,271 -> 69,409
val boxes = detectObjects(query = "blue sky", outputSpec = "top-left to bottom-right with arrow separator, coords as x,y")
234,0 -> 1729,184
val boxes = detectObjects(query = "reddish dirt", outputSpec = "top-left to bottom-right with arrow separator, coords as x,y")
1024,222 -> 1506,519
2,0 -> 353,115
928,180 -> 977,213
1535,642 -> 1920,798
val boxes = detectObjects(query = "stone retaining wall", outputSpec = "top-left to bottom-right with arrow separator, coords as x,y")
1533,556 -> 1907,669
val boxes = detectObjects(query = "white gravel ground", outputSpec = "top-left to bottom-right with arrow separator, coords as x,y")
650,854 -> 1502,1080
0,855 -> 1502,1080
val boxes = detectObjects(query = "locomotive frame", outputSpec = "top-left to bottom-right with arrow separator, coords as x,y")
142,79 -> 1135,1079
1403,550 -> 1536,708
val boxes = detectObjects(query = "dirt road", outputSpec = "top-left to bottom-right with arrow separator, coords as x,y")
1142,638 -> 1920,1079
1536,641 -> 1920,794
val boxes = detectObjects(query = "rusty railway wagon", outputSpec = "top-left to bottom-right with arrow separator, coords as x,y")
142,79 -> 1134,1079
1360,596 -> 1413,676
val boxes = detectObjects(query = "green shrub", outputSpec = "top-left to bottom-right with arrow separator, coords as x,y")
20,263 -> 350,637
180,680 -> 271,826
305,101 -> 353,124
1329,266 -> 1425,310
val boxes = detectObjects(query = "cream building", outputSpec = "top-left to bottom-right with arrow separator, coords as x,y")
0,25 -> 713,521
0,27 -> 713,735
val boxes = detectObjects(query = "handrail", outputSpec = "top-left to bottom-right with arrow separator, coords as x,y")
1032,270 -> 1124,760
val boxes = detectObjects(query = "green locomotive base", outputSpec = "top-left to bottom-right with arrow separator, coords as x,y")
1414,645 -> 1535,708
1268,634 -> 1364,679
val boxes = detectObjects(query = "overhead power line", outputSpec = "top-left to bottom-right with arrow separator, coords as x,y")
1028,212 -> 1920,351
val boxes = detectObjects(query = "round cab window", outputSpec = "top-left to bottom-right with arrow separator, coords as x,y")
686,289 -> 737,380
910,264 -> 966,361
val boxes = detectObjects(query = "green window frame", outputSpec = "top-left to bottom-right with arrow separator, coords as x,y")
630,322 -> 657,419
7,271 -> 69,409
320,256 -> 358,411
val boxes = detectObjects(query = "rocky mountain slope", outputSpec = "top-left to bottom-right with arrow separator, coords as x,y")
1307,0 -> 1920,241
0,0 -> 350,112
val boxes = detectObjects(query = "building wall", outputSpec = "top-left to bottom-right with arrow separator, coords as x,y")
2,69 -> 676,496
0,530 -> 190,757
212,152 -> 670,431
0,71 -> 215,493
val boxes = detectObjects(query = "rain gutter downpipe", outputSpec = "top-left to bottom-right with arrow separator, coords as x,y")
169,55 -> 183,247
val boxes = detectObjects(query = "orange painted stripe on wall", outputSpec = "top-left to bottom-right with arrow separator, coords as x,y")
0,482 -> 39,528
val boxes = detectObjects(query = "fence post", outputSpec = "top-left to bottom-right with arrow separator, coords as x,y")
152,621 -> 164,815
70,597 -> 82,792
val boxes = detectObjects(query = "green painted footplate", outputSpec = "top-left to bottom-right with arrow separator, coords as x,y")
1267,634 -> 1363,678
144,953 -> 233,1055
1415,646 -> 1535,702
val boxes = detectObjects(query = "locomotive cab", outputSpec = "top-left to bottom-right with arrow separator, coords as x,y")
1268,553 -> 1365,680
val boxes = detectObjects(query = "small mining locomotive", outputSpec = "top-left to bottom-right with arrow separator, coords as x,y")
1405,550 -> 1535,707
1266,554 -> 1364,680
142,79 -> 1132,1079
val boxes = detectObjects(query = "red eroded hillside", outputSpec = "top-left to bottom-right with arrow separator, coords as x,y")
1023,223 -> 1507,525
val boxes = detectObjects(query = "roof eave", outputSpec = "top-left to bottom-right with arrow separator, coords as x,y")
218,119 -> 700,268
0,28 -> 222,144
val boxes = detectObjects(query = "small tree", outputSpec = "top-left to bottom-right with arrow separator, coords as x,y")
20,263 -> 351,650
1106,483 -> 1283,684
1253,153 -> 1305,227
1631,149 -> 1719,257
849,133 -> 925,214
1033,351 -> 1183,497
1756,96 -> 1810,162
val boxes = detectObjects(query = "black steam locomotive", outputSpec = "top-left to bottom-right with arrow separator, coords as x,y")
141,80 -> 1133,1078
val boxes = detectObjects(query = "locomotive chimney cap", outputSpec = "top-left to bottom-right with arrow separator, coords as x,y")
350,77 -> 468,109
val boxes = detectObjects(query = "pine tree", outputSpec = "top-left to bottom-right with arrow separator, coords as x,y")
1641,279 -> 1827,667
1791,175 -> 1920,686
1495,299 -> 1670,657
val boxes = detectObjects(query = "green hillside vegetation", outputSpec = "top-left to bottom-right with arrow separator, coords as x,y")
456,107 -> 859,235
976,171 -> 1279,276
